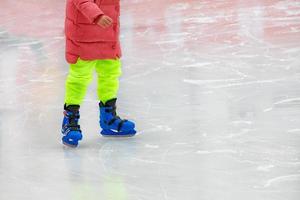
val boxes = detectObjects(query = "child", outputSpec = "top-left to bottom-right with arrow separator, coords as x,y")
62,0 -> 136,147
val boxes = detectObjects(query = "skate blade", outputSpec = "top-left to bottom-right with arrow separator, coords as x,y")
101,129 -> 136,137
62,142 -> 78,148
101,134 -> 136,138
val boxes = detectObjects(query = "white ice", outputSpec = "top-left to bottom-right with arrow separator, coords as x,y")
0,0 -> 300,199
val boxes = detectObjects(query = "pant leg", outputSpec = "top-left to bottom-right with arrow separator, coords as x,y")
95,59 -> 122,104
65,58 -> 96,105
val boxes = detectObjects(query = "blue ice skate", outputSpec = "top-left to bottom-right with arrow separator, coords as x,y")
99,98 -> 136,137
61,105 -> 83,147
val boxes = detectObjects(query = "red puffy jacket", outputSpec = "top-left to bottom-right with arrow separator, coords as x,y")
65,0 -> 121,64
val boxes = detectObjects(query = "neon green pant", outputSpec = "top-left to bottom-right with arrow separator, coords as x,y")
65,58 -> 122,105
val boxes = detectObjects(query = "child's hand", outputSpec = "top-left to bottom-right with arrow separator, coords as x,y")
97,15 -> 113,28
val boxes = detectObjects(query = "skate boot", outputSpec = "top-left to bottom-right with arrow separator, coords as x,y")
99,98 -> 136,137
61,105 -> 83,147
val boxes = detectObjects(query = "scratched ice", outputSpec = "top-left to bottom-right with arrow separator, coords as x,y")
0,0 -> 300,200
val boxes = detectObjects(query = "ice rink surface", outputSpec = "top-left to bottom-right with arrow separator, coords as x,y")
0,0 -> 300,199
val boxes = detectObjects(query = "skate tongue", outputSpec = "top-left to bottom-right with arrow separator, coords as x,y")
100,98 -> 117,107
65,105 -> 80,112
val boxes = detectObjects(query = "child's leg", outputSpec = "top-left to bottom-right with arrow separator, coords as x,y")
62,58 -> 96,147
95,59 -> 136,136
95,59 -> 122,103
65,58 -> 97,105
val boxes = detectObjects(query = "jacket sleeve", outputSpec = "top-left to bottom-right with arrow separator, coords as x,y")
72,0 -> 104,23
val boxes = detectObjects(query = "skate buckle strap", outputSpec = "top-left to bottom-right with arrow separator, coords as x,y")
104,105 -> 128,132
64,111 -> 81,132
108,117 -> 119,125
117,119 -> 128,132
